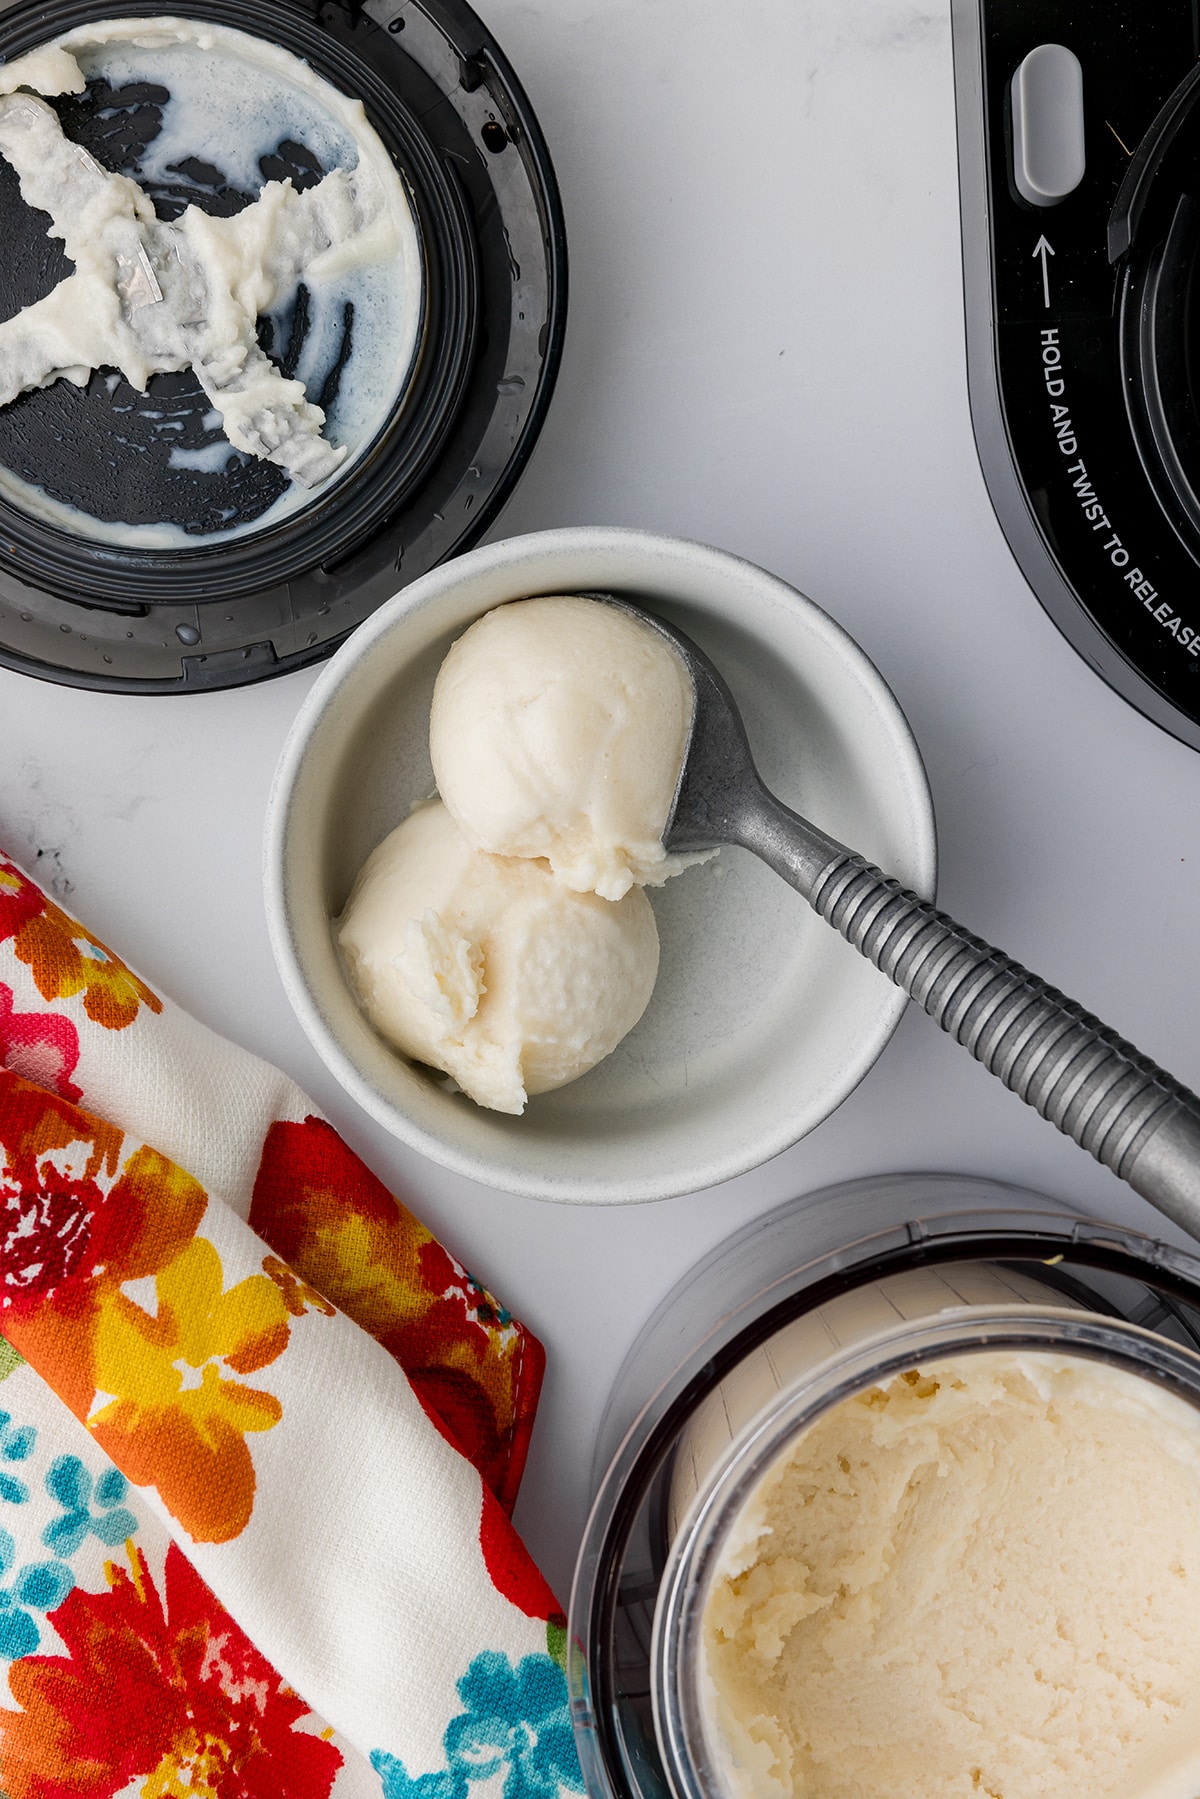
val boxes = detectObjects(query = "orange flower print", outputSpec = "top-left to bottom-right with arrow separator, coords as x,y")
88,1238 -> 292,1545
262,1255 -> 337,1319
0,855 -> 162,1031
0,1541 -> 342,1799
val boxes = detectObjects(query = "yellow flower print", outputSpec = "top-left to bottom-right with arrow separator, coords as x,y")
87,1239 -> 291,1544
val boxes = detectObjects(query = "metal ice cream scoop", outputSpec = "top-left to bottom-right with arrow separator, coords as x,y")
591,591 -> 1200,1241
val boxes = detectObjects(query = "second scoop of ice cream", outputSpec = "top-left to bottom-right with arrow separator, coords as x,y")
430,595 -> 696,901
337,801 -> 659,1114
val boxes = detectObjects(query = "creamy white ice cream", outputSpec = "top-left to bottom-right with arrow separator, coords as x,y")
337,801 -> 659,1114
430,595 -> 700,902
702,1351 -> 1200,1799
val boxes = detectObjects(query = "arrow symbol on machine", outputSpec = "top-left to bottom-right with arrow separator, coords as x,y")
1033,235 -> 1055,308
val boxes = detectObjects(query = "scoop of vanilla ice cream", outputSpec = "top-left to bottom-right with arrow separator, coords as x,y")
702,1351 -> 1200,1799
429,595 -> 699,901
337,801 -> 659,1113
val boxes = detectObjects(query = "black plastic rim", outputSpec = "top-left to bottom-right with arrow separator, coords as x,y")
0,0 -> 567,690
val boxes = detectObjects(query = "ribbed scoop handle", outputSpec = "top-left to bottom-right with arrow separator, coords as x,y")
811,852 -> 1200,1238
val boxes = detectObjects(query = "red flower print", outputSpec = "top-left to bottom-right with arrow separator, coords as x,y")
249,1116 -> 545,1510
0,1069 -> 205,1418
0,1073 -> 203,1313
407,1383 -> 562,1626
0,1074 -> 124,1314
0,982 -> 82,1102
0,1542 -> 342,1799
478,1483 -> 562,1623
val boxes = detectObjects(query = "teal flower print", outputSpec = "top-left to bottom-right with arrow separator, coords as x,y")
464,1273 -> 513,1330
372,1651 -> 583,1799
0,1524 -> 72,1662
43,1456 -> 137,1557
0,1410 -> 35,1505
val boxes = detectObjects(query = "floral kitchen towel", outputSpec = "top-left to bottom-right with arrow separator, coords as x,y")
0,848 -> 584,1799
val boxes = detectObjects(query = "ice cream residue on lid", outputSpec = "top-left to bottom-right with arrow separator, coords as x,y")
0,17 -> 423,542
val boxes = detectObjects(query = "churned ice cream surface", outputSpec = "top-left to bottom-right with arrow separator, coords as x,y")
702,1350 -> 1200,1799
337,801 -> 659,1115
430,595 -> 699,901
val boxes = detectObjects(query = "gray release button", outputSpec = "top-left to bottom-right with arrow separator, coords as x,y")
1011,43 -> 1086,206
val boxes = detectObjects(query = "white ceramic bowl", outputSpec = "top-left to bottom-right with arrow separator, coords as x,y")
264,527 -> 936,1203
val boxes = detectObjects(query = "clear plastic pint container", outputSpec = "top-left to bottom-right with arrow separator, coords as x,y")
569,1175 -> 1200,1799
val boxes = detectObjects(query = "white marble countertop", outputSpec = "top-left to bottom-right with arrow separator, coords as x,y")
3,0 -> 1200,1605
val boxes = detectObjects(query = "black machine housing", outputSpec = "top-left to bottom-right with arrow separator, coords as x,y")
953,0 -> 1200,750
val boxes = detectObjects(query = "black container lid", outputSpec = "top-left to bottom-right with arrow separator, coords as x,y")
0,0 -> 567,691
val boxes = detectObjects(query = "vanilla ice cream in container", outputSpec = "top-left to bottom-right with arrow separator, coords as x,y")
569,1178 -> 1200,1799
691,1349 -> 1200,1799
